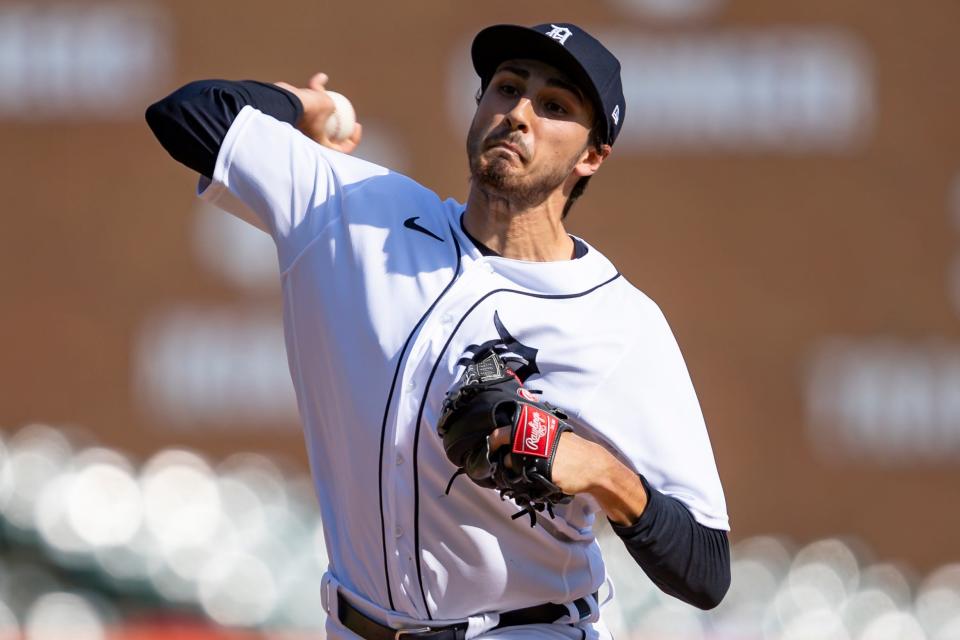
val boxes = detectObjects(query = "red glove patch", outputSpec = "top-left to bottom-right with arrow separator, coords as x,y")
512,405 -> 560,458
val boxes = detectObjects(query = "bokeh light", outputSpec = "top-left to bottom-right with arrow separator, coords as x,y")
24,592 -> 104,640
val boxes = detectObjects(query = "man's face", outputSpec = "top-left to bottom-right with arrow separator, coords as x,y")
466,59 -> 596,209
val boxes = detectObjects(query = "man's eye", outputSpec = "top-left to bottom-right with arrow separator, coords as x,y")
545,101 -> 567,115
498,84 -> 519,96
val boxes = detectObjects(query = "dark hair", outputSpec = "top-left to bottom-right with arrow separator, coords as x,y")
475,85 -> 605,219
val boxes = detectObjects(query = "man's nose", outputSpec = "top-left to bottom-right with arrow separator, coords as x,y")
504,98 -> 532,132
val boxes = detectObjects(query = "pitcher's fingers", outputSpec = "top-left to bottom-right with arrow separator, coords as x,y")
308,72 -> 329,90
488,426 -> 512,452
349,122 -> 362,146
333,122 -> 362,153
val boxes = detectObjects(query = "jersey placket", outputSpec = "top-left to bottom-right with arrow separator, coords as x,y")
383,259 -> 493,617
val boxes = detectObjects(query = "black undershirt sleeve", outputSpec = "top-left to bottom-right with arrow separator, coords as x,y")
609,475 -> 731,610
145,79 -> 303,179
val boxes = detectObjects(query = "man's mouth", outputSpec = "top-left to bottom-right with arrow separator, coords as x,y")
486,139 -> 526,162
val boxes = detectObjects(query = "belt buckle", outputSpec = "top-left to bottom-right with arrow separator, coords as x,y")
395,627 -> 432,639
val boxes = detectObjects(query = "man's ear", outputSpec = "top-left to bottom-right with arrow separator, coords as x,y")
574,144 -> 611,177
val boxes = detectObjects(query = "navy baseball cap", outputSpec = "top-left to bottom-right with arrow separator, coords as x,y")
471,22 -> 625,146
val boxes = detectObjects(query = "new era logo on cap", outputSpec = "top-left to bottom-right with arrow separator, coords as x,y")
544,25 -> 573,45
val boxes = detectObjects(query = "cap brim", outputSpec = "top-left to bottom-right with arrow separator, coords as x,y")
471,25 -> 605,135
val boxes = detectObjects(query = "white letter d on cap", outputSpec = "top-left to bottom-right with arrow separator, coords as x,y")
544,25 -> 573,45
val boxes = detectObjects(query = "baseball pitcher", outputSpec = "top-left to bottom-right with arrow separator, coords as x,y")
146,22 -> 730,640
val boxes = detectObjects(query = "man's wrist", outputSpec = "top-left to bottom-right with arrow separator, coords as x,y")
272,83 -> 310,125
586,449 -> 648,526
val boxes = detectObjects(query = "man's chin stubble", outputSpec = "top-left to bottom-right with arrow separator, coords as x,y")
470,158 -> 569,211
474,171 -> 539,210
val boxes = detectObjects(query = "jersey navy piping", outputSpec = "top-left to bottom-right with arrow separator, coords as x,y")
410,271 -> 623,619
377,222 -> 464,611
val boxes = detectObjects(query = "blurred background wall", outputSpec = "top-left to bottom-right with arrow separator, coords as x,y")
1,0 -> 959,636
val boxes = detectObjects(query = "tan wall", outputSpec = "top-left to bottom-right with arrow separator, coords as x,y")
2,0 -> 959,569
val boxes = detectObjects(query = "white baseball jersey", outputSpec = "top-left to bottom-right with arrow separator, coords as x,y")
198,106 -> 728,636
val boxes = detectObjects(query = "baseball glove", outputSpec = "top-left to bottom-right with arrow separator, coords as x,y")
437,348 -> 574,525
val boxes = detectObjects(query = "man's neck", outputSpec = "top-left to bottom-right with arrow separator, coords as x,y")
463,187 -> 575,262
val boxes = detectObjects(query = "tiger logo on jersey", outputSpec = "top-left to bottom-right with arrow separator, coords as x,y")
458,311 -> 540,383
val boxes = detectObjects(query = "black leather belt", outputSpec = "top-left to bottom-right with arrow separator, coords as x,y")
337,591 -> 597,640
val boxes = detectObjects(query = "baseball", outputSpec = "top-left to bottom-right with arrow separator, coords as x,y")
324,90 -> 357,142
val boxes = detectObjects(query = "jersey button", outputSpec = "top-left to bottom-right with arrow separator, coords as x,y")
406,380 -> 416,391
441,313 -> 453,325
394,526 -> 403,538
396,454 -> 404,466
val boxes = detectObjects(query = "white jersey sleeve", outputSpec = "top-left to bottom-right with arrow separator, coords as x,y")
195,105 -> 390,270
577,295 -> 730,531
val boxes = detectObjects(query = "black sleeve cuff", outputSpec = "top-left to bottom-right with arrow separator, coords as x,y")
608,473 -> 662,539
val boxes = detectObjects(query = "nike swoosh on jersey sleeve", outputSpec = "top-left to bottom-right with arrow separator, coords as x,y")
403,216 -> 445,242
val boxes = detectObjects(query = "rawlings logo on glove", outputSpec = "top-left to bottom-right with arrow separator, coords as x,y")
436,348 -> 573,526
514,405 -> 556,457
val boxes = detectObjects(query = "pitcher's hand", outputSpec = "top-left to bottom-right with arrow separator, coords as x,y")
275,73 -> 362,153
